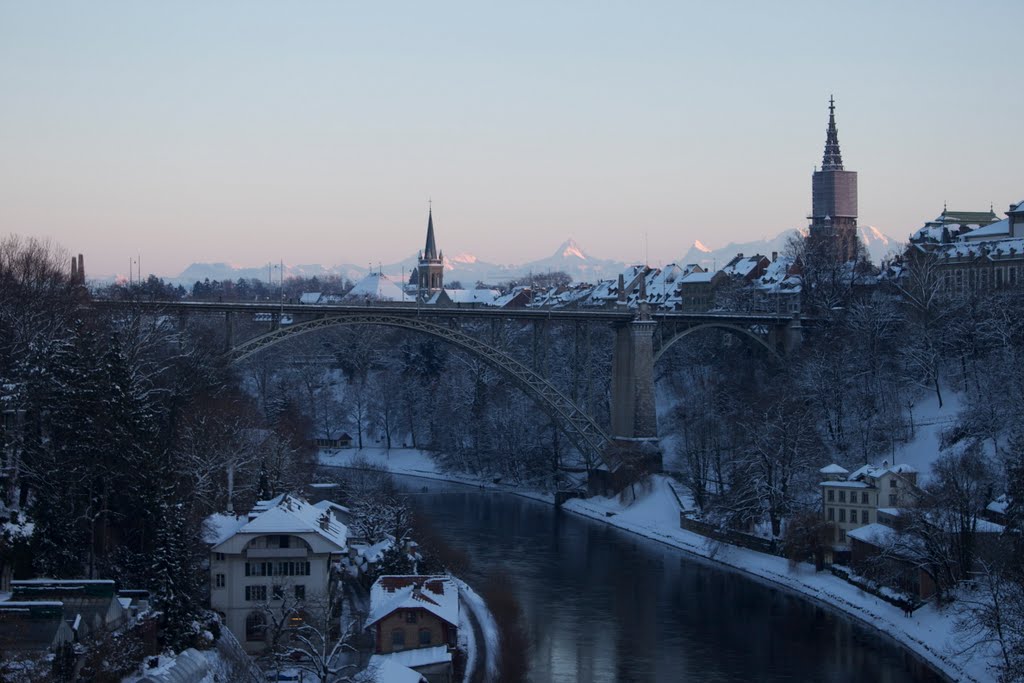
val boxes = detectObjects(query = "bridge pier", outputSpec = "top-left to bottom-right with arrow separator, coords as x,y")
605,314 -> 662,480
224,311 -> 234,352
767,314 -> 803,355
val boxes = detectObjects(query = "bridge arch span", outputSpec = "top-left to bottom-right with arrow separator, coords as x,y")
227,313 -> 612,463
653,322 -> 783,364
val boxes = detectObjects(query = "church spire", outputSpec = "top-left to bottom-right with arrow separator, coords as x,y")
822,95 -> 844,171
423,205 -> 438,261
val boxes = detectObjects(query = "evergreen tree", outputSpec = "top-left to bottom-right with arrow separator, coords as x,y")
150,497 -> 204,652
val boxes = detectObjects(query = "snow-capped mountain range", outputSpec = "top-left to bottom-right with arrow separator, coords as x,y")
171,228 -> 901,287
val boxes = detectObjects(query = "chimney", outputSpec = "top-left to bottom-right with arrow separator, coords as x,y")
71,257 -> 78,282
77,254 -> 84,284
771,251 -> 778,262
737,253 -> 743,258
617,273 -> 626,304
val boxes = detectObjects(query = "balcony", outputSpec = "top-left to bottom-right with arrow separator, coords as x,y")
246,547 -> 308,559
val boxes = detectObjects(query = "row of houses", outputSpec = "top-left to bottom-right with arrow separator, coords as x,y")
905,200 -> 1024,295
300,251 -> 803,315
818,460 -> 1009,601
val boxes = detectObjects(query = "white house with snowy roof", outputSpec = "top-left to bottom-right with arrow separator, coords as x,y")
206,493 -> 349,652
365,575 -> 459,683
819,461 -> 919,546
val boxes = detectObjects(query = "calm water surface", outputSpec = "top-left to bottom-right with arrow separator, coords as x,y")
397,478 -> 944,683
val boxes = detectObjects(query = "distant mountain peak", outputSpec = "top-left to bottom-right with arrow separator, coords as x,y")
555,237 -> 588,261
691,240 -> 712,253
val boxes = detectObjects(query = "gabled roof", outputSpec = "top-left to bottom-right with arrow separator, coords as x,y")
366,575 -> 459,629
819,463 -> 849,475
211,494 -> 348,552
0,601 -> 73,652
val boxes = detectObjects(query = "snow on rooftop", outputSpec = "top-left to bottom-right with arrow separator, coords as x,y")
847,523 -> 899,546
987,496 -> 1008,516
210,494 -> 348,551
203,513 -> 248,546
365,657 -> 426,683
819,463 -> 849,475
372,645 -> 453,669
958,218 -> 1010,241
444,288 -> 500,305
344,272 -> 406,302
367,575 -> 459,629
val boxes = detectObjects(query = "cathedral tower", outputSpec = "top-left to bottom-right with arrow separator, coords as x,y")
808,97 -> 859,261
417,207 -> 444,300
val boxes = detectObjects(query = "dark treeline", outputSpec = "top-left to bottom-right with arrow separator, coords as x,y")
0,236 -> 316,657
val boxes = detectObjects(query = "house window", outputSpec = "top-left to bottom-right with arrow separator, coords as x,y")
215,574 -> 225,588
839,530 -> 846,542
245,585 -> 267,602
889,494 -> 897,506
215,552 -> 225,562
839,509 -> 846,523
839,490 -> 846,503
294,585 -> 305,601
861,510 -> 869,524
850,509 -> 857,523
245,612 -> 266,641
391,629 -> 405,649
245,562 -> 271,577
861,492 -> 869,505
827,507 -> 834,521
890,479 -> 898,488
827,490 -> 834,502
272,585 -> 284,601
405,611 -> 418,624
419,628 -> 432,646
278,536 -> 290,548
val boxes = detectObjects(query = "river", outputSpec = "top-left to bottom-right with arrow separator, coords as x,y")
395,476 -> 944,683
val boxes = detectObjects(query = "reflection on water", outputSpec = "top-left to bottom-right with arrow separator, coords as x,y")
397,478 -> 944,683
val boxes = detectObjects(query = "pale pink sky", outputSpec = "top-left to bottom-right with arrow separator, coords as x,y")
1,1 -> 1021,277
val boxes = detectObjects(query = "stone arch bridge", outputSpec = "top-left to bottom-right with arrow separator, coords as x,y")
93,300 -> 803,474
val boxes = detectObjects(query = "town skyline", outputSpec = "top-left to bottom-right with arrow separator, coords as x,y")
2,1 -> 1021,277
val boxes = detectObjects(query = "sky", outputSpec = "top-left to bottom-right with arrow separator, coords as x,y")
1,1 -> 1021,278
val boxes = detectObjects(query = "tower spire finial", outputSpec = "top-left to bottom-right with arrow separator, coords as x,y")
822,96 -> 844,171
423,202 -> 438,261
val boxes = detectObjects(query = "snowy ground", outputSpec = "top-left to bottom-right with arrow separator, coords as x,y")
454,577 -> 500,683
320,445 -> 999,683
887,389 -> 965,482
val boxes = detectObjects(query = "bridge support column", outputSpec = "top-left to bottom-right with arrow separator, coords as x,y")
224,311 -> 234,352
784,315 -> 803,354
768,314 -> 803,355
605,318 -> 662,479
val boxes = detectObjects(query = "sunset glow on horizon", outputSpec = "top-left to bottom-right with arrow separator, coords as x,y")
1,1 -> 1021,277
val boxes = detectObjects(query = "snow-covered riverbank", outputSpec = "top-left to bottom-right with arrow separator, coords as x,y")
319,447 -> 997,683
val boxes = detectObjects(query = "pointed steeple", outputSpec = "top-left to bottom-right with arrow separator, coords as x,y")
423,206 -> 438,261
822,95 -> 844,171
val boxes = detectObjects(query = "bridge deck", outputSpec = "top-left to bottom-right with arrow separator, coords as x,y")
90,299 -> 797,325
